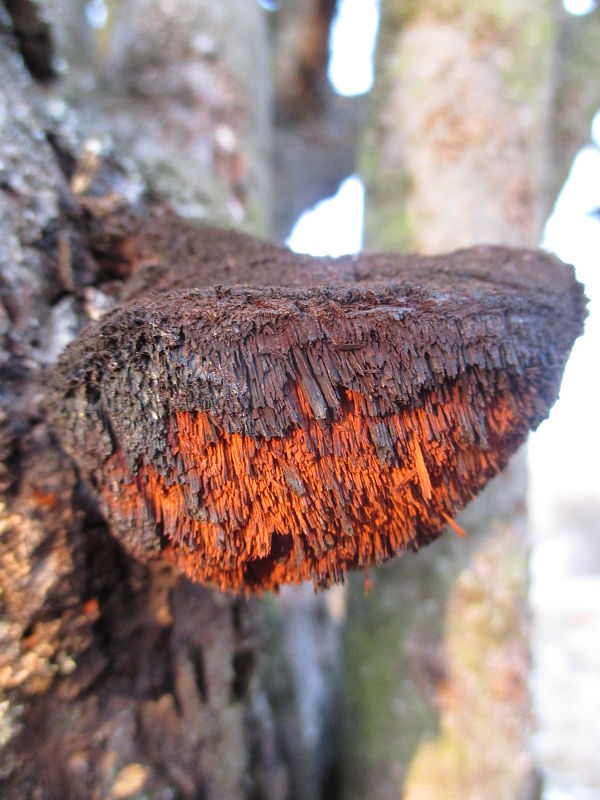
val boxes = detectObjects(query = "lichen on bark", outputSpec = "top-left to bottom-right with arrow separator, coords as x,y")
361,0 -> 557,254
0,9 -> 286,797
344,1 -> 566,797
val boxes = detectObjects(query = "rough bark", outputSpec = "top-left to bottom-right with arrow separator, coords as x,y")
0,2 -> 355,794
41,0 -> 272,232
0,11 -> 288,799
362,0 -> 557,254
344,2 -> 561,798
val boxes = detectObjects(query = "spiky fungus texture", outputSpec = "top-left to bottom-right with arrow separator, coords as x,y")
47,219 -> 586,592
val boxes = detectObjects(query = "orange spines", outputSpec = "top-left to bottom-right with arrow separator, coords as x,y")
45,226 -> 586,592
100,374 -> 537,592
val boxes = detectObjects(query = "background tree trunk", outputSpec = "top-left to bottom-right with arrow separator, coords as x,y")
547,4 -> 600,206
269,0 -> 363,242
342,2 -> 561,798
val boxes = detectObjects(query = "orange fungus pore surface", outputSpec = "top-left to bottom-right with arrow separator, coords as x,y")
46,239 -> 586,592
99,375 -> 535,593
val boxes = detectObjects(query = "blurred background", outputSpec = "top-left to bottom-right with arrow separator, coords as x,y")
1,0 -> 598,798
287,2 -> 600,798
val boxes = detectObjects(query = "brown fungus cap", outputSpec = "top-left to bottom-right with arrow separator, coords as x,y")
47,221 -> 586,592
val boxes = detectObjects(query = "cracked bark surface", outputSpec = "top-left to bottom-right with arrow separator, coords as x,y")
0,19 -> 286,800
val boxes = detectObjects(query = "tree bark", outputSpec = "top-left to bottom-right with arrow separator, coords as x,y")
42,0 -> 272,232
0,2 -> 361,795
0,9 -> 289,798
270,0 -> 363,242
0,2 -> 590,798
343,2 -> 561,798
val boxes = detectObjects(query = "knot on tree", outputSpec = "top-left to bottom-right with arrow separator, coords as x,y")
46,211 -> 587,592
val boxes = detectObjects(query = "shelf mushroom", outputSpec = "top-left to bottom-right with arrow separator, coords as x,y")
47,210 -> 586,592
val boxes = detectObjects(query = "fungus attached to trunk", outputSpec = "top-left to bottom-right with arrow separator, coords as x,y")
47,211 -> 586,592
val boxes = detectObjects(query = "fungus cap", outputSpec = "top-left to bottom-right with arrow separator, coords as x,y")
47,231 -> 586,592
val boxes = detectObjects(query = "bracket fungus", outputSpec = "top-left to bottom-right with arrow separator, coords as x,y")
47,211 -> 586,592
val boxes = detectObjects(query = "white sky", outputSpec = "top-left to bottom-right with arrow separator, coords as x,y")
286,175 -> 364,256
563,0 -> 597,15
328,0 -> 379,96
530,146 -> 600,508
85,0 -> 108,28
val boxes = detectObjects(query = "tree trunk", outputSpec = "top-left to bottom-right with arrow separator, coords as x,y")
269,0 -> 363,242
0,7 -> 290,797
343,2 -> 560,798
1,2 -> 591,798
547,4 -> 600,208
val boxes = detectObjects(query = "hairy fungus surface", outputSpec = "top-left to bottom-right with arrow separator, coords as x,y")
47,219 -> 586,591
